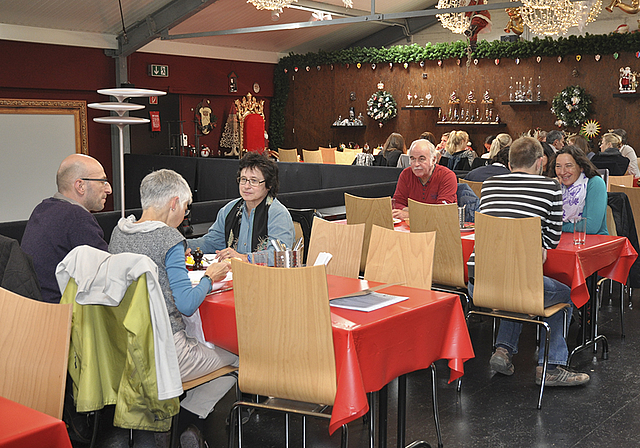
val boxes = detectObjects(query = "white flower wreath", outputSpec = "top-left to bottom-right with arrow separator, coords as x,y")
367,90 -> 398,127
551,85 -> 592,128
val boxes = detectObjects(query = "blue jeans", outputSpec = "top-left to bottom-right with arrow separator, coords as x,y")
456,183 -> 480,223
469,276 -> 572,366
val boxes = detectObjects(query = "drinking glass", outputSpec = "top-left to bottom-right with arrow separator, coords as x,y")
573,217 -> 587,245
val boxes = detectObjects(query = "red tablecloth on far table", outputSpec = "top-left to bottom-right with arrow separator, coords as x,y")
0,397 -> 72,448
460,232 -> 637,308
199,275 -> 475,435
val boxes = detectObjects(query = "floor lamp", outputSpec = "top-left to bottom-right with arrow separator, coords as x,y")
89,88 -> 166,218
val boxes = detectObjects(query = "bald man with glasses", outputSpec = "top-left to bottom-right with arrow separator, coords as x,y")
22,154 -> 113,303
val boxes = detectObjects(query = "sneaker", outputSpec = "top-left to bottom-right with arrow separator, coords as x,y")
535,365 -> 590,386
489,347 -> 514,376
180,424 -> 208,448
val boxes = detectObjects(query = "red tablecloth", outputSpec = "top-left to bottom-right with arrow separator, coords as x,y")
199,275 -> 475,435
0,397 -> 72,448
460,232 -> 637,308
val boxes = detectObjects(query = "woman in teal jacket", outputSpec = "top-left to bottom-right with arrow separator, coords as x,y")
554,145 -> 608,235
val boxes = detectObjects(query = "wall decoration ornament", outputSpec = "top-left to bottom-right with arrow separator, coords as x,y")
551,85 -> 593,128
605,0 -> 640,13
504,7 -> 524,34
581,120 -> 601,139
195,99 -> 216,135
619,66 -> 639,92
367,82 -> 398,128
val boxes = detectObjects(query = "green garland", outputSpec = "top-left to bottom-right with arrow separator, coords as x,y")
551,85 -> 592,128
269,33 -> 640,149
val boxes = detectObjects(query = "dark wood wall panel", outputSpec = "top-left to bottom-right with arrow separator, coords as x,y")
283,53 -> 640,153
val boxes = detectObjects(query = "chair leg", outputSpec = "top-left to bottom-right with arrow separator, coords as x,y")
129,428 -> 134,447
620,283 -> 626,338
285,412 -> 290,448
89,409 -> 101,448
169,413 -> 180,448
537,321 -> 551,410
340,424 -> 349,448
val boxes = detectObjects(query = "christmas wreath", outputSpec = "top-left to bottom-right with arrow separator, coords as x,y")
551,85 -> 592,128
367,90 -> 398,126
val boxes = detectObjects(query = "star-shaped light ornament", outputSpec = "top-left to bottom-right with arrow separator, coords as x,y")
581,120 -> 601,139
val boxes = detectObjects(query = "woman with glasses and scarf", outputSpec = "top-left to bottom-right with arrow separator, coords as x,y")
188,152 -> 294,265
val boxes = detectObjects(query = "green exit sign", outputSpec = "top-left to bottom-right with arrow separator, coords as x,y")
148,64 -> 169,77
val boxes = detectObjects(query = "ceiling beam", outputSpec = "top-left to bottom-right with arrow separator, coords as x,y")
347,7 -> 440,48
106,0 -> 220,58
161,2 -> 521,39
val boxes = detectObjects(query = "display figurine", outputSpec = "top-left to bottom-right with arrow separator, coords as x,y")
619,66 -> 637,93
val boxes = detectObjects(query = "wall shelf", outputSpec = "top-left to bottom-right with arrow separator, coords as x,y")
331,125 -> 366,129
613,92 -> 640,98
501,101 -> 547,106
436,122 -> 506,127
400,106 -> 439,110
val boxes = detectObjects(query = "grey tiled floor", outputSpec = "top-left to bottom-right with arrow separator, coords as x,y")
88,286 -> 638,448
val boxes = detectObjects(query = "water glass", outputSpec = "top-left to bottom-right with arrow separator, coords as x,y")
573,217 -> 587,245
251,252 -> 268,266
457,205 -> 466,229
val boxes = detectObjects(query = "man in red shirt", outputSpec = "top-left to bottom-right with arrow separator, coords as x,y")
392,139 -> 458,221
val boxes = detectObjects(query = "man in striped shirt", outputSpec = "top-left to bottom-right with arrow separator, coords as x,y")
468,137 -> 589,387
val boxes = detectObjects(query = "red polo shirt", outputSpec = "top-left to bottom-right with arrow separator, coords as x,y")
393,164 -> 458,208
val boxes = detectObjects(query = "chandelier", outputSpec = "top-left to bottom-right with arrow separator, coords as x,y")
247,0 -> 297,11
247,0 -> 353,11
436,0 -> 472,34
518,0 -> 577,35
573,0 -> 602,30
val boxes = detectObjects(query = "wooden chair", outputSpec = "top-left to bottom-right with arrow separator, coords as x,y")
467,214 -> 570,409
408,200 -> 469,311
288,208 -> 315,265
335,150 -> 356,165
0,287 -> 72,420
234,92 -> 266,157
307,216 -> 365,278
459,178 -> 483,198
302,149 -> 323,163
320,147 -> 337,164
609,174 -> 634,191
344,193 -> 394,273
228,260 -> 347,448
277,148 -> 298,162
364,224 -> 435,290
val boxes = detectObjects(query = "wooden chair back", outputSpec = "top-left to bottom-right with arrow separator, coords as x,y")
609,174 -> 634,191
473,214 -> 546,315
0,287 -> 72,419
278,148 -> 298,162
231,260 -> 337,405
344,193 -> 394,273
364,225 -> 436,290
335,150 -> 356,165
307,217 -> 365,278
302,149 -> 323,163
606,205 -> 617,236
459,178 -> 483,198
610,184 -> 640,239
408,200 -> 466,288
320,147 -> 336,164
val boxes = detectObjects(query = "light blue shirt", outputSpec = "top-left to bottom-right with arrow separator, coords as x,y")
165,242 -> 211,316
187,197 -> 294,266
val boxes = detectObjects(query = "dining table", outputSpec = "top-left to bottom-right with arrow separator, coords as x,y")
0,397 -> 72,448
198,274 -> 475,438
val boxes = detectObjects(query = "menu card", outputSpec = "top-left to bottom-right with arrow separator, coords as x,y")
330,292 -> 408,312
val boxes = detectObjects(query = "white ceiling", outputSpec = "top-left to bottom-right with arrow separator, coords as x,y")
0,0 -> 438,62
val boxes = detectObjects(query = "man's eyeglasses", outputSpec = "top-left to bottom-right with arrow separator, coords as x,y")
81,178 -> 110,187
237,177 -> 266,187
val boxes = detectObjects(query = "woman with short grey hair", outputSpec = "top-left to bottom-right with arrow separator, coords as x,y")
109,169 -> 237,392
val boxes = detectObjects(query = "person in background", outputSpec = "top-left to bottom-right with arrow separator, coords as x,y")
109,169 -> 237,444
487,133 -> 512,160
466,145 -> 510,182
392,139 -> 458,220
188,152 -> 294,265
611,128 -> 640,178
567,134 -> 591,157
468,137 -> 589,387
435,131 -> 450,162
541,142 -> 556,177
546,130 -> 565,152
554,145 -> 608,235
480,135 -> 496,159
419,131 -> 437,146
442,130 -> 475,171
22,154 -> 112,303
590,132 -> 630,176
375,132 -> 406,167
